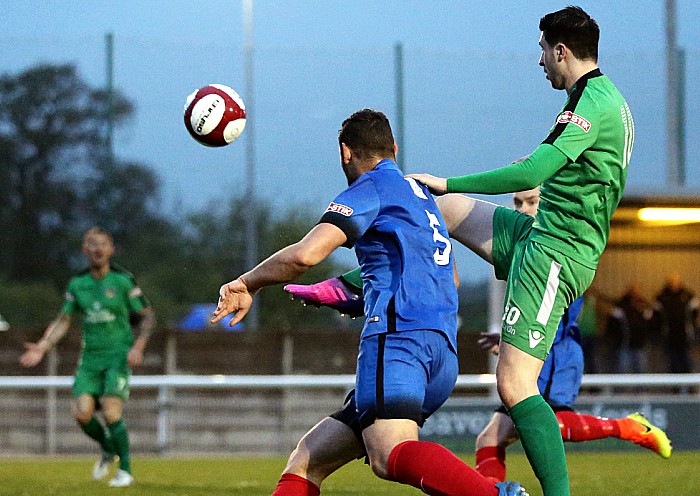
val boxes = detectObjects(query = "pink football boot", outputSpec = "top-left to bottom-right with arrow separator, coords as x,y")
284,277 -> 363,317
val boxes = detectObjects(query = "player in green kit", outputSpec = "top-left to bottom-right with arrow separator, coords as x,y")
20,227 -> 155,488
408,7 -> 634,496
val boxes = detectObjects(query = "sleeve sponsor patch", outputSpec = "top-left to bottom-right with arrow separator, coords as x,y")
556,111 -> 591,132
325,202 -> 354,217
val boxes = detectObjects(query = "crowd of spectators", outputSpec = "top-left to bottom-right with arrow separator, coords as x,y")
584,274 -> 699,374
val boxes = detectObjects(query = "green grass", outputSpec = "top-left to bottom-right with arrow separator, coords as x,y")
0,452 -> 697,495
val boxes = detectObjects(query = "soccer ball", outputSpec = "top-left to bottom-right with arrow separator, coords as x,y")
183,84 -> 246,147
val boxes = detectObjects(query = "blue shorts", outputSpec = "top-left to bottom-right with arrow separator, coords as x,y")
354,330 -> 458,429
538,332 -> 584,409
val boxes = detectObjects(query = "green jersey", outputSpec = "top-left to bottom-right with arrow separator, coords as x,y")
62,266 -> 146,354
447,69 -> 634,268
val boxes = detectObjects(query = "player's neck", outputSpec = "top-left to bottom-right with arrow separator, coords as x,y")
90,264 -> 110,280
565,61 -> 599,93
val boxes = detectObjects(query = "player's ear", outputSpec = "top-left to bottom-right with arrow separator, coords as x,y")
393,142 -> 398,158
556,43 -> 566,61
340,142 -> 352,165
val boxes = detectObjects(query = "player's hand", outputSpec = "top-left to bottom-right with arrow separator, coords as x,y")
405,173 -> 448,195
127,347 -> 144,367
20,342 -> 46,367
211,278 -> 254,327
477,332 -> 501,356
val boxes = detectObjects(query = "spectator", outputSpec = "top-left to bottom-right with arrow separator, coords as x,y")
605,283 -> 653,373
652,273 -> 699,373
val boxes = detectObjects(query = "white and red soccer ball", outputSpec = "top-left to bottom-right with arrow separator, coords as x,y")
184,84 -> 246,147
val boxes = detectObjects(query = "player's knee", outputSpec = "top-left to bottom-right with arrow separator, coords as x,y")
476,427 -> 498,450
100,397 -> 124,424
496,376 -> 521,409
496,353 -> 542,408
435,194 -> 473,232
103,411 -> 122,425
367,454 -> 391,480
72,399 -> 94,424
74,412 -> 91,425
496,367 -> 529,409
73,406 -> 93,424
284,441 -> 311,475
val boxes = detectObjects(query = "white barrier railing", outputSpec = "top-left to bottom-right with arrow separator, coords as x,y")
3,373 -> 700,389
2,374 -> 699,455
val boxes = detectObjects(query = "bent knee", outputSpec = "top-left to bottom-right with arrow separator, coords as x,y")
284,439 -> 313,473
72,401 -> 95,424
368,456 -> 391,480
74,411 -> 92,425
435,194 -> 475,231
476,429 -> 498,450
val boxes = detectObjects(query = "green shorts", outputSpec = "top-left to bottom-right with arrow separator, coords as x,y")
492,207 -> 595,360
73,351 -> 131,401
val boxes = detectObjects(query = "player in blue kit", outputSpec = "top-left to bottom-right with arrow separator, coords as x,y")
288,186 -> 671,488
212,109 -> 527,496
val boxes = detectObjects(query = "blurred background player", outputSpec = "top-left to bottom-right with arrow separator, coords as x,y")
20,226 -> 155,487
287,187 -> 672,488
212,109 -> 527,496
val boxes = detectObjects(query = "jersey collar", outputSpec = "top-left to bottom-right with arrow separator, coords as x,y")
577,68 -> 603,85
374,158 -> 399,171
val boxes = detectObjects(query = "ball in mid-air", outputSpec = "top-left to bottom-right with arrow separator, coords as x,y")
184,84 -> 246,147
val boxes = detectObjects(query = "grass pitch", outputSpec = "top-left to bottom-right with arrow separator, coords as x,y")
0,451 -> 697,495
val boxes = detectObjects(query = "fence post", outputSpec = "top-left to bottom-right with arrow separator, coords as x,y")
46,349 -> 58,455
157,385 -> 171,455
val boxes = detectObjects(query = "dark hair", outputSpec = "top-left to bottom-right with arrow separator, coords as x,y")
338,109 -> 395,161
83,226 -> 113,243
539,6 -> 599,62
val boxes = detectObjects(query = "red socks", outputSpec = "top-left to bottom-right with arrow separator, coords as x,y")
556,410 -> 621,442
271,473 -> 320,496
387,440 -> 497,496
475,446 -> 506,484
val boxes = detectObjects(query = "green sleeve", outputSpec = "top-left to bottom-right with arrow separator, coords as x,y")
446,144 -> 568,194
60,281 -> 77,315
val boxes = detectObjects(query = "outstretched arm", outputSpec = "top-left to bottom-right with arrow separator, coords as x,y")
212,223 -> 348,327
20,313 -> 72,367
409,143 -> 568,195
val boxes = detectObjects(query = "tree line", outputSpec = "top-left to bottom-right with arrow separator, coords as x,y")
0,64 -> 347,330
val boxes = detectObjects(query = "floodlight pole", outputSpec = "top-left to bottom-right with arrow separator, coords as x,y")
394,43 -> 405,173
105,32 -> 115,167
665,0 -> 685,186
243,0 -> 259,329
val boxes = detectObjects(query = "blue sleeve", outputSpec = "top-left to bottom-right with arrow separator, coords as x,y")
318,175 -> 380,248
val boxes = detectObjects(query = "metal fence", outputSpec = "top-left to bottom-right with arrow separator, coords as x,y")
1,373 -> 699,456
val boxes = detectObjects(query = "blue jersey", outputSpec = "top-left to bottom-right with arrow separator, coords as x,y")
538,296 -> 585,409
319,159 -> 458,350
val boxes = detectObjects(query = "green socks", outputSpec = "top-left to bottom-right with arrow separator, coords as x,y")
80,417 -> 114,455
509,395 -> 570,496
107,420 -> 131,474
82,417 -> 132,474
